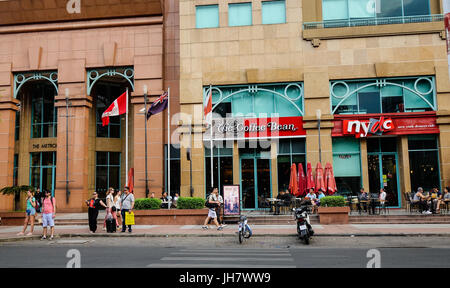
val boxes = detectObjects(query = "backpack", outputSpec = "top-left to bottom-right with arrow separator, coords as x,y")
205,194 -> 218,209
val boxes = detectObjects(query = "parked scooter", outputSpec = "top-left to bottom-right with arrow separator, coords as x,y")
238,215 -> 252,244
294,205 -> 314,245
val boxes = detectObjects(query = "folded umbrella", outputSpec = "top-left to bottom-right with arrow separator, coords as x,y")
315,162 -> 325,194
298,163 -> 306,197
326,162 -> 337,195
306,162 -> 315,193
289,163 -> 298,196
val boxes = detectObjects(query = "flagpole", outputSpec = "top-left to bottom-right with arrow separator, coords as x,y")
126,87 -> 129,187
168,87 -> 171,209
209,85 -> 213,190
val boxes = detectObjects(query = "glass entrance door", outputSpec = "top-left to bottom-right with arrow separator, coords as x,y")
368,153 -> 400,207
240,157 -> 272,210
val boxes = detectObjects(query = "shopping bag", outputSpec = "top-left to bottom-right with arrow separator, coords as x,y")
125,211 -> 135,226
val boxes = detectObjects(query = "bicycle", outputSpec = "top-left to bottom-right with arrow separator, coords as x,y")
238,215 -> 252,244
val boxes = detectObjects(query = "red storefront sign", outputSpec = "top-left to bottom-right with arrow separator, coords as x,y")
210,116 -> 306,140
332,112 -> 439,138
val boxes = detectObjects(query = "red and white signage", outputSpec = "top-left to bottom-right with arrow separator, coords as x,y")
343,117 -> 394,138
210,116 -> 306,140
333,112 -> 439,138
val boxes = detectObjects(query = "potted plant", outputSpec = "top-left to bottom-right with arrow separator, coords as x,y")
133,197 -> 209,225
318,196 -> 350,225
0,186 -> 35,225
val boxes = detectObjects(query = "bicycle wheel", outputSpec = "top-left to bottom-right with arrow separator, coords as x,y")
238,225 -> 243,244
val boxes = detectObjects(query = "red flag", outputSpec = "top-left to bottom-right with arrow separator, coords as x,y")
204,87 -> 212,125
102,91 -> 127,126
128,168 -> 134,194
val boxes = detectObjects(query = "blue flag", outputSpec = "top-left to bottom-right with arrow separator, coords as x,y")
147,92 -> 168,120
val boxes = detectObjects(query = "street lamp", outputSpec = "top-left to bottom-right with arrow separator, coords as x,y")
316,109 -> 322,164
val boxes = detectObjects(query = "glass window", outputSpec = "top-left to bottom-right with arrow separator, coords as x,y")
336,177 -> 361,197
95,83 -> 122,138
205,143 -> 233,196
323,0 -> 348,20
262,0 -> 286,24
207,83 -> 304,118
31,83 -> 57,139
377,0 -> 403,18
165,145 -> 181,198
403,0 -> 430,16
332,77 -> 435,115
229,2 -> 252,26
367,138 -> 397,153
196,5 -> 219,28
332,137 -> 361,177
13,154 -> 18,187
15,111 -> 20,141
348,0 -> 375,18
95,152 -> 121,199
277,139 -> 306,192
408,135 -> 439,192
30,152 -> 56,195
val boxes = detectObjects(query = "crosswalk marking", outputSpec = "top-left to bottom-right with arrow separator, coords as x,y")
147,247 -> 295,268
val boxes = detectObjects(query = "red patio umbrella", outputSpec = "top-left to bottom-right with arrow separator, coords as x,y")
325,162 -> 337,195
306,162 -> 315,193
289,163 -> 298,196
315,162 -> 325,194
298,163 -> 306,197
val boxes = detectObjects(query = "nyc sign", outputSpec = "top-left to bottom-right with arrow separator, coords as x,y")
343,117 -> 394,138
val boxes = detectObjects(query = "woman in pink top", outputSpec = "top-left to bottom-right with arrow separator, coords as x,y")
41,190 -> 56,240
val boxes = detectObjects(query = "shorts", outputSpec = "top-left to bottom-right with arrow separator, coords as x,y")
42,213 -> 55,227
26,208 -> 36,216
208,209 -> 217,219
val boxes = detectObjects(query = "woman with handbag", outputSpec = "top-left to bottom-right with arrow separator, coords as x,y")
114,190 -> 122,228
103,188 -> 117,231
85,192 -> 107,233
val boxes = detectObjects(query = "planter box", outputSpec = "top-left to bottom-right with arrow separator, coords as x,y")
0,212 -> 27,226
318,207 -> 350,225
133,209 -> 209,225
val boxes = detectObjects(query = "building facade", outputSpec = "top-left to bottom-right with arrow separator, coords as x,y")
0,0 -> 180,212
179,0 -> 450,209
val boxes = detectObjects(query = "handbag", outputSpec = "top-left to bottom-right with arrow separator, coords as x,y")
125,211 -> 135,226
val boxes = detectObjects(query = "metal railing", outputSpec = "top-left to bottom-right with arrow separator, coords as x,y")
303,14 -> 444,30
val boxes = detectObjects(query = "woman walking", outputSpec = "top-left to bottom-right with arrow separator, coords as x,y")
17,190 -> 36,236
41,190 -> 56,240
85,192 -> 107,233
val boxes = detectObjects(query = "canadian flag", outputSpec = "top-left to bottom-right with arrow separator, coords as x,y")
204,87 -> 212,125
102,91 -> 127,126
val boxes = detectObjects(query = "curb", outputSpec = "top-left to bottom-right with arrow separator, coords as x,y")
2,233 -> 450,243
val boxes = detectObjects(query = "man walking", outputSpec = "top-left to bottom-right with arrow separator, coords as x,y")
120,186 -> 135,233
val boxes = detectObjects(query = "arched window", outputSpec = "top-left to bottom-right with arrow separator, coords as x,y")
331,77 -> 436,115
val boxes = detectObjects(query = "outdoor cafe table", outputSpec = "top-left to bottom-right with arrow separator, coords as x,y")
267,198 -> 281,214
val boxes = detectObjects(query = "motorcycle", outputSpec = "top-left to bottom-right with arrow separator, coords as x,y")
294,205 -> 314,245
238,215 -> 252,244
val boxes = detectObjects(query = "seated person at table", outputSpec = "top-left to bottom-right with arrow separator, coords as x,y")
443,187 -> 450,201
357,188 -> 369,212
304,189 -> 318,212
160,192 -> 170,208
430,188 -> 442,214
414,187 -> 431,214
317,189 -> 326,206
275,190 -> 292,215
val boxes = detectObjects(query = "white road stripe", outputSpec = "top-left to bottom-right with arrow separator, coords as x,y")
161,257 -> 294,262
171,252 -> 291,256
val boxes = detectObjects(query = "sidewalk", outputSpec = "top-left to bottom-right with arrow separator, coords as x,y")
2,223 -> 450,242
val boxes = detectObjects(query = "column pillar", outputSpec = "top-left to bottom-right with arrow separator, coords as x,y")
435,65 -> 450,188
0,62 -> 18,210
360,138 -> 370,191
398,135 -> 411,208
55,59 -> 91,212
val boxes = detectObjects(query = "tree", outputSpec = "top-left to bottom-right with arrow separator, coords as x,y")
0,186 -> 35,211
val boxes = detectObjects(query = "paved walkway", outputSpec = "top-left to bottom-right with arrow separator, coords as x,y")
2,223 -> 450,242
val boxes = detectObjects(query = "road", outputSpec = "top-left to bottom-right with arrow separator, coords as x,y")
1,236 -> 450,268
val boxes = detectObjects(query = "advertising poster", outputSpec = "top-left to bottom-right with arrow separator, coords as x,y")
223,185 -> 240,216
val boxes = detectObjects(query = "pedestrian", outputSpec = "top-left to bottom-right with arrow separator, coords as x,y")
114,190 -> 122,228
34,187 -> 42,213
216,190 -> 226,226
85,191 -> 107,233
120,187 -> 135,233
17,190 -> 36,236
202,188 -> 223,231
41,190 -> 56,240
103,188 -> 118,231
